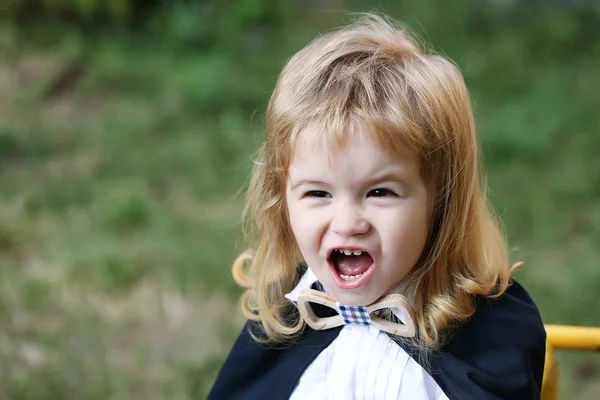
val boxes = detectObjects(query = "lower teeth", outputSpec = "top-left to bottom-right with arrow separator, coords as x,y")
339,272 -> 364,281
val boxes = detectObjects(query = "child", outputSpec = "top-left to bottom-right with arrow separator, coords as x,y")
208,14 -> 546,400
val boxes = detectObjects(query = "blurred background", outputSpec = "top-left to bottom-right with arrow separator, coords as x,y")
0,0 -> 599,399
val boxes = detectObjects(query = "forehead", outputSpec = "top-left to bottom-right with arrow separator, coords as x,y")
289,123 -> 418,167
288,124 -> 421,180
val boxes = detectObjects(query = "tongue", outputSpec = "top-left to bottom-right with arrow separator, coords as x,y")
335,253 -> 373,276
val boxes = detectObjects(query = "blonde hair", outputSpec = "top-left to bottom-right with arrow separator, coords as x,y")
233,14 -> 516,350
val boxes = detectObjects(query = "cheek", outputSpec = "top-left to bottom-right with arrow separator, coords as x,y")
383,209 -> 429,257
410,217 -> 430,265
286,202 -> 327,253
286,198 -> 302,226
286,202 -> 311,244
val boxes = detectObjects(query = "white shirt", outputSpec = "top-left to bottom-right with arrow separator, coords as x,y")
285,269 -> 449,400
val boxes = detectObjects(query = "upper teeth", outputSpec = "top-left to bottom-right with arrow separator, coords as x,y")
336,249 -> 363,256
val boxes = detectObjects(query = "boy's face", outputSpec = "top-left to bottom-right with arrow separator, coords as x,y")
286,129 -> 430,306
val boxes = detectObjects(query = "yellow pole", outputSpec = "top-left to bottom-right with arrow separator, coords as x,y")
541,344 -> 558,400
545,325 -> 600,351
541,325 -> 600,400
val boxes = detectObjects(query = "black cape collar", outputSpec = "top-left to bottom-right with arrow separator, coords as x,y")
208,280 -> 545,400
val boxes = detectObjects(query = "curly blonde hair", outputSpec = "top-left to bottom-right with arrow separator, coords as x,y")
233,13 -> 516,350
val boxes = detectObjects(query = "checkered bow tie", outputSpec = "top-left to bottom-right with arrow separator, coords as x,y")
296,282 -> 416,337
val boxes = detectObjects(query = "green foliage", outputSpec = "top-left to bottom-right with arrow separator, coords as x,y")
154,0 -> 291,47
1,1 -> 600,399
3,0 -> 294,42
2,0 -> 131,20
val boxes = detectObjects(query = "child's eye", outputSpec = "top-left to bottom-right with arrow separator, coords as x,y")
367,188 -> 397,197
305,190 -> 331,198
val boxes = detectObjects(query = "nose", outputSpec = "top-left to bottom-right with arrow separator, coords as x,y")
330,199 -> 370,237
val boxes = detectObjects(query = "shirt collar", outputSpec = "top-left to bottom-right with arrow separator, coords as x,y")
284,267 -> 319,302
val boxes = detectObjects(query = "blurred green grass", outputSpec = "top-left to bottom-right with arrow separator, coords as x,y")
1,1 -> 599,398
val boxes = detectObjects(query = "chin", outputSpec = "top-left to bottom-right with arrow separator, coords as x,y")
334,291 -> 377,307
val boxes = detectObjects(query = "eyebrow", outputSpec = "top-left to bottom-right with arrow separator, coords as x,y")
289,172 -> 409,192
289,179 -> 328,191
367,172 -> 409,186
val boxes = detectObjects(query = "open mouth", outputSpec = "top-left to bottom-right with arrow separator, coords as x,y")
330,248 -> 374,282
